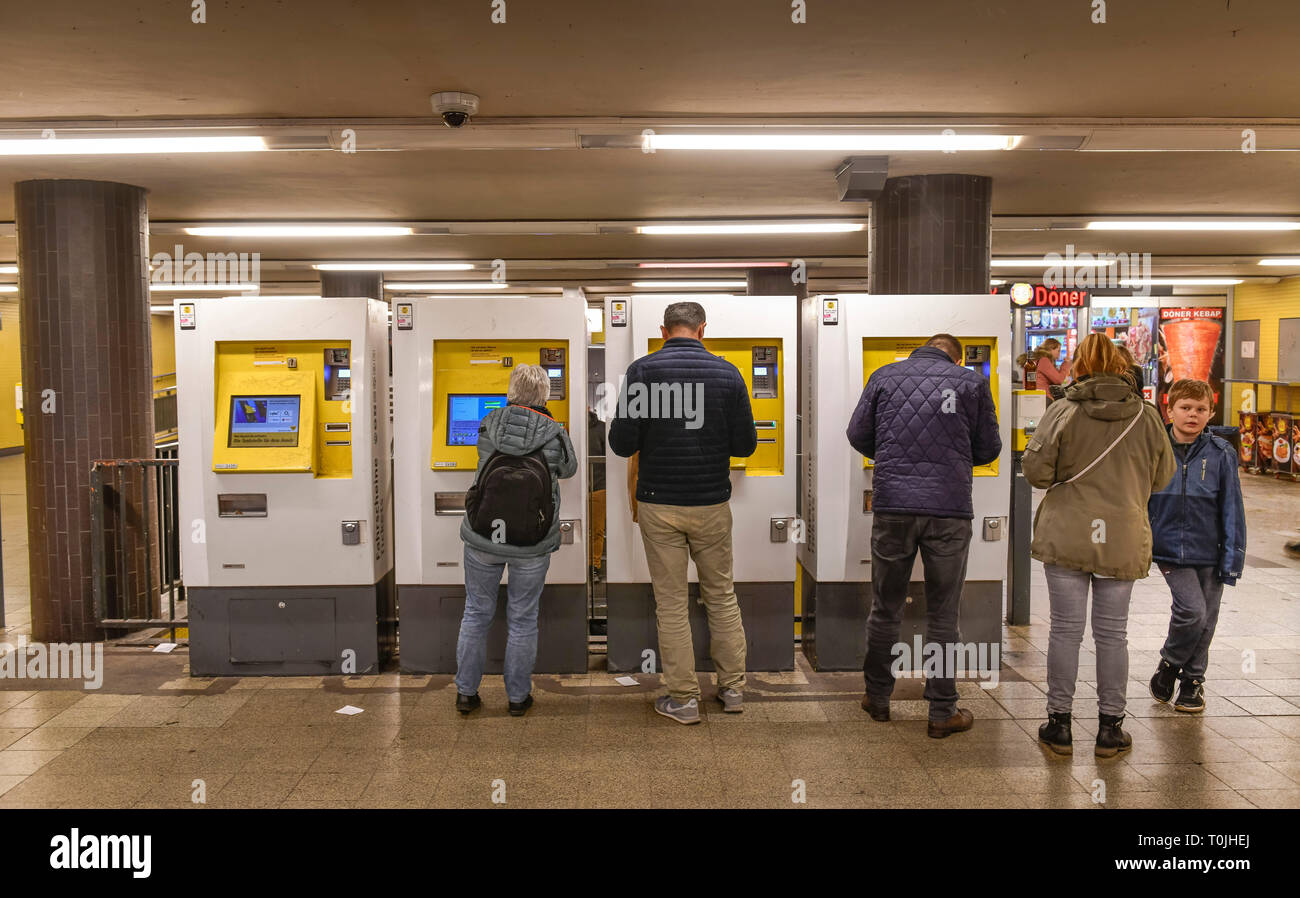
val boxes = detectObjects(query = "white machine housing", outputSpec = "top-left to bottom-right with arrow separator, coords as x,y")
800,293 -> 1011,586
602,294 -> 798,672
175,295 -> 392,589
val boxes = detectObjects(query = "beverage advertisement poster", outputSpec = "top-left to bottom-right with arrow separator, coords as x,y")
1156,307 -> 1226,424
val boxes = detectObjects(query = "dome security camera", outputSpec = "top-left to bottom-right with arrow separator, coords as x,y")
431,91 -> 480,128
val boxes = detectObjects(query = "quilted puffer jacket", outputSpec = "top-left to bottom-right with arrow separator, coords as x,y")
1148,425 -> 1246,584
459,404 -> 577,558
608,337 -> 758,506
845,345 -> 1001,519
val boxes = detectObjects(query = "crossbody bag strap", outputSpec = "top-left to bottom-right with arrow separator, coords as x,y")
1048,410 -> 1143,491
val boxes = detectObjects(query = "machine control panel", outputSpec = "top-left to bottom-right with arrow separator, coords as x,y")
964,343 -> 992,379
539,347 -> 567,400
751,345 -> 779,399
324,348 -> 352,401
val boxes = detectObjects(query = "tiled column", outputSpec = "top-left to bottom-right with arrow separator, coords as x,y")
15,180 -> 155,642
320,271 -> 382,299
869,174 -> 992,294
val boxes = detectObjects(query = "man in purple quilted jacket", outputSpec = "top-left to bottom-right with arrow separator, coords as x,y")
845,334 -> 1001,738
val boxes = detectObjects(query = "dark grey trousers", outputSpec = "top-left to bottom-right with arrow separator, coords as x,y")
1158,564 -> 1224,681
863,513 -> 972,722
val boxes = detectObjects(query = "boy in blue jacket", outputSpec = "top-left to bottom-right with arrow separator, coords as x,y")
1147,379 -> 1247,713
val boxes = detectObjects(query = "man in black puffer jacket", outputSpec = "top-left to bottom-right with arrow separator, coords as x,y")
609,301 -> 757,725
845,334 -> 1001,738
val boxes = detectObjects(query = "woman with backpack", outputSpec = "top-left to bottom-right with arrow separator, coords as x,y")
455,364 -> 577,717
1023,334 -> 1176,758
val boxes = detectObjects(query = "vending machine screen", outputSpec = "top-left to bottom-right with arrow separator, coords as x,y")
447,394 -> 507,446
228,395 -> 302,447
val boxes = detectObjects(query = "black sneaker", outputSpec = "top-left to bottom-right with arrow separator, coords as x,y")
456,692 -> 481,715
1174,678 -> 1205,713
1284,540 -> 1300,560
508,694 -> 534,717
1096,713 -> 1133,758
1149,659 -> 1179,704
1037,712 -> 1073,756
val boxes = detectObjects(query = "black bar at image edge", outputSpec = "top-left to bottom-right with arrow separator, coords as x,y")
0,809 -> 1281,882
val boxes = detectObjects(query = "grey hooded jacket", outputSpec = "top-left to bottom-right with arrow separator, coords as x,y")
459,404 -> 578,558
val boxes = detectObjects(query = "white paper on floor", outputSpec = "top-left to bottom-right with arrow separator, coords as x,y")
335,705 -> 364,715
152,643 -> 177,653
614,676 -> 639,687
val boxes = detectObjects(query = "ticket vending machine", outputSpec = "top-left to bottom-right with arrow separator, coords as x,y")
175,296 -> 394,676
603,294 -> 798,672
393,295 -> 588,674
798,293 -> 1011,670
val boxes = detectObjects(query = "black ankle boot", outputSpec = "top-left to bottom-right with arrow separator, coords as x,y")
1037,712 -> 1073,756
1096,713 -> 1133,758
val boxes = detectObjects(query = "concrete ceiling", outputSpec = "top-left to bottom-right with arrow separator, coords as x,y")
2,0 -> 1300,294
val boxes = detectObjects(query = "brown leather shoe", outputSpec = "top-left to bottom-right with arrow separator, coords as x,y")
860,694 -> 890,722
927,708 -> 974,739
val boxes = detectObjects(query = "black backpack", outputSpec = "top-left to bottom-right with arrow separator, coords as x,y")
464,448 -> 555,546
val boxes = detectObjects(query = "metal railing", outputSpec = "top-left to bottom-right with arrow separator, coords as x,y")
90,445 -> 186,641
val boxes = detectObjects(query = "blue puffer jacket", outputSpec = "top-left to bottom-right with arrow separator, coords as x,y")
1147,426 -> 1246,584
845,345 -> 1001,519
608,337 -> 757,506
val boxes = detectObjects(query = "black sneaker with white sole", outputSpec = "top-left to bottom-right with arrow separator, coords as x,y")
1174,678 -> 1205,713
1149,659 -> 1179,704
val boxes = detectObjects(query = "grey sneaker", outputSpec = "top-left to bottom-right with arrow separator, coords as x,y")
654,695 -> 701,725
716,687 -> 743,713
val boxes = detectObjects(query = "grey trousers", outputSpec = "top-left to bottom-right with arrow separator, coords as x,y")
1158,565 -> 1224,681
1043,564 -> 1134,717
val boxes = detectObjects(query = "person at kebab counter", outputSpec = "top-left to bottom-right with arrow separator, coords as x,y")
845,334 -> 1001,739
454,364 -> 577,718
1023,334 -> 1176,758
1017,338 -> 1069,402
608,301 -> 758,725
1147,379 -> 1246,714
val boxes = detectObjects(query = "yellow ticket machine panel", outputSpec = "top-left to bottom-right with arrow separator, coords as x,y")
430,340 -> 572,470
211,340 -> 353,476
860,337 -> 1000,476
646,337 -> 784,475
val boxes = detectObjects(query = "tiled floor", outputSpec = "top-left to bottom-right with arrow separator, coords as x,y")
1,452 -> 1298,809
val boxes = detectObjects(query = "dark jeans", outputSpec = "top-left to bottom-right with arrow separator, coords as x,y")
863,513 -> 972,722
1158,564 -> 1224,681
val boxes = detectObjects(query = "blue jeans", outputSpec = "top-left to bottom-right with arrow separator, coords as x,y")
454,545 -> 551,703
1158,565 -> 1224,680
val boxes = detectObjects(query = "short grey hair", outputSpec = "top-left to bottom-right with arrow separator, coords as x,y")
663,301 -> 706,332
507,364 -> 552,407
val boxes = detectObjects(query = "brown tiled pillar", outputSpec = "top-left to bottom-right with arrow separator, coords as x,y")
869,174 -> 992,294
16,180 -> 155,642
320,271 -> 383,299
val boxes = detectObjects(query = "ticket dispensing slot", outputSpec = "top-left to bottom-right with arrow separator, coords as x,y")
218,493 -> 268,517
431,340 -> 572,470
861,337 -> 1000,477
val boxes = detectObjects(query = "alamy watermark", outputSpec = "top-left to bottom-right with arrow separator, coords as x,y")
890,635 -> 1000,688
0,635 -> 103,689
1041,244 -> 1152,296
595,375 -> 705,430
150,243 -> 261,289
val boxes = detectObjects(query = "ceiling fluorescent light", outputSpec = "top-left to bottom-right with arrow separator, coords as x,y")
383,282 -> 509,290
314,262 -> 473,271
1258,258 -> 1300,265
0,135 -> 268,156
645,134 -> 1019,152
637,261 -> 790,269
0,285 -> 17,293
150,283 -> 259,292
631,280 -> 748,288
1087,220 -> 1300,231
1118,278 -> 1244,286
991,258 -> 1116,267
0,265 -> 17,274
186,225 -> 414,237
638,223 -> 864,235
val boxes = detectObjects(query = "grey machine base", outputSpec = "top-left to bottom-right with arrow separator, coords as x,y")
605,582 -> 794,674
396,584 -> 588,675
188,572 -> 397,676
799,563 -> 1003,671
